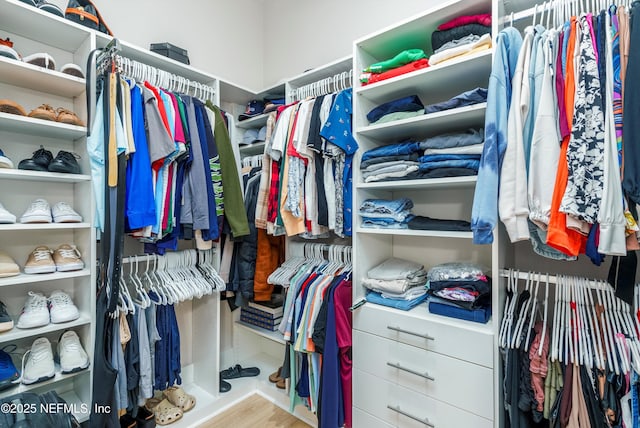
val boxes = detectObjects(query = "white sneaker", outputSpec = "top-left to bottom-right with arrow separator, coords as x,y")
20,199 -> 51,223
0,203 -> 15,224
51,202 -> 82,223
16,292 -> 49,329
21,337 -> 55,385
48,291 -> 79,324
57,331 -> 89,373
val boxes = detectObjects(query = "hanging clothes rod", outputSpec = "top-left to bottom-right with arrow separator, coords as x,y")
119,249 -> 217,265
500,0 -> 609,26
499,269 -> 615,290
291,69 -> 353,101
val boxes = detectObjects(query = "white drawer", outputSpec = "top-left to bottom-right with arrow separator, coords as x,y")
353,303 -> 494,367
353,407 -> 394,428
353,330 -> 493,420
353,369 -> 493,428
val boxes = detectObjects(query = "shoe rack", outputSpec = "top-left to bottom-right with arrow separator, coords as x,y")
0,0 -> 95,422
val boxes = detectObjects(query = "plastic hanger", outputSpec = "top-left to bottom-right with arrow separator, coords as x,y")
538,274 -> 550,357
595,278 -> 617,373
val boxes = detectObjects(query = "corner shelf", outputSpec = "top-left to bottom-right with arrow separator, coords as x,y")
0,313 -> 91,344
236,321 -> 286,345
0,112 -> 86,140
0,223 -> 90,231
0,169 -> 91,183
355,227 -> 473,239
357,176 -> 477,190
0,269 -> 90,288
236,114 -> 269,130
239,142 -> 266,157
356,103 -> 487,141
0,56 -> 86,97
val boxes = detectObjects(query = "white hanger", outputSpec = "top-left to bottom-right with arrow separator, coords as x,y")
538,274 -> 550,356
511,272 -> 532,348
523,273 -> 541,351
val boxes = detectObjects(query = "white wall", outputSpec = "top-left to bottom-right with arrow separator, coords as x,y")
91,0 -> 265,89
261,0 -> 441,87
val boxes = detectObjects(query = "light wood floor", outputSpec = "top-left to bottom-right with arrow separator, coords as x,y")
200,394 -> 312,428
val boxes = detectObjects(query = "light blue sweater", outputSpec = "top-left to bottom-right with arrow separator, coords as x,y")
471,27 -> 523,244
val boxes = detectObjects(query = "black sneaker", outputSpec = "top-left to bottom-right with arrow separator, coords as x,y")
18,146 -> 53,172
48,151 -> 80,174
0,301 -> 12,333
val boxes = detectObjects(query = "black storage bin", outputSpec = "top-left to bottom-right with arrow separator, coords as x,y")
150,42 -> 190,65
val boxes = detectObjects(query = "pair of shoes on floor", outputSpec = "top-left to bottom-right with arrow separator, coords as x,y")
17,290 -> 80,329
24,244 -> 84,274
18,146 -> 81,174
145,386 -> 196,426
119,406 -> 155,428
219,364 -> 261,393
20,331 -> 90,385
12,199 -> 82,224
269,366 -> 286,389
0,100 -> 84,126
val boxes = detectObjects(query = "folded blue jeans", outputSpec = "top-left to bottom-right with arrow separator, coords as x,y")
366,95 -> 424,123
361,141 -> 421,162
418,153 -> 481,163
361,213 -> 414,224
424,87 -> 488,114
419,128 -> 484,150
366,291 -> 428,311
359,198 -> 413,216
418,159 -> 480,172
360,153 -> 420,169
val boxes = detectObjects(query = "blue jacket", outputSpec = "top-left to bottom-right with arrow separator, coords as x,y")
471,27 -> 523,244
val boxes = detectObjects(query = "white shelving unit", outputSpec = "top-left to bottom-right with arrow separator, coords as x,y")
0,1 -> 95,421
352,1 -> 500,427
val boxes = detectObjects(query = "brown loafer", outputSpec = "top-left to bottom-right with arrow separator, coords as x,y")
28,104 -> 56,121
56,107 -> 84,126
0,99 -> 26,116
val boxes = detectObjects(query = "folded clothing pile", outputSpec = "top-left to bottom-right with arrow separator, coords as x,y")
363,257 -> 428,310
359,197 -> 414,229
360,49 -> 429,86
426,262 -> 492,323
430,13 -> 492,66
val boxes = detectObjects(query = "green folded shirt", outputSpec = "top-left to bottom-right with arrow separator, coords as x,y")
364,49 -> 427,73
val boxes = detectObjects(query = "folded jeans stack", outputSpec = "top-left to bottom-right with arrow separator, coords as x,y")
363,257 -> 428,310
359,197 -> 414,229
426,262 -> 492,323
360,49 -> 429,86
360,142 -> 422,182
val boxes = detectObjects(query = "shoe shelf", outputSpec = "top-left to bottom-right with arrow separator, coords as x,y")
357,176 -> 477,190
0,312 -> 91,344
355,103 -> 487,141
0,365 -> 89,399
235,321 -> 286,345
0,112 -> 86,140
0,269 -> 90,288
0,223 -> 91,231
239,142 -> 266,157
354,50 -> 493,104
0,57 -> 86,98
355,227 -> 474,239
0,169 -> 91,183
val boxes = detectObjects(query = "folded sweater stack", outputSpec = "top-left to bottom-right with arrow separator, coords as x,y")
430,13 -> 492,66
363,257 -> 429,310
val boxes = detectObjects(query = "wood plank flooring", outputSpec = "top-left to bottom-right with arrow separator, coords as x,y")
200,394 -> 312,428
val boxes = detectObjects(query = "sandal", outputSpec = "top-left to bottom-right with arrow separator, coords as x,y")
0,99 -> 27,116
56,107 -> 84,126
152,398 -> 183,426
28,104 -> 56,121
276,378 -> 286,389
220,364 -> 260,380
269,367 -> 283,383
163,386 -> 196,412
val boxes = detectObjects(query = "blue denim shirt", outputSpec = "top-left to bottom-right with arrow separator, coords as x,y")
471,27 -> 523,244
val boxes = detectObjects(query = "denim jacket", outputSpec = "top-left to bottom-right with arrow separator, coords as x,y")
471,27 -> 523,244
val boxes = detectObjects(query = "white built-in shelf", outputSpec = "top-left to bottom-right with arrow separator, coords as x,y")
356,227 -> 473,239
0,169 -> 91,183
0,0 -> 91,51
0,269 -> 90,288
0,313 -> 91,344
239,142 -> 266,157
0,112 -> 86,140
0,223 -> 90,231
0,367 -> 89,398
236,321 -> 286,345
0,56 -> 86,97
59,390 -> 90,423
287,55 -> 353,89
357,175 -> 477,190
367,302 -> 493,335
355,50 -> 493,104
356,103 -> 487,141
237,114 -> 269,130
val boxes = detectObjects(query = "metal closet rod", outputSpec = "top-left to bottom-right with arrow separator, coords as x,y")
499,269 -> 615,290
501,0 -> 604,26
291,69 -> 353,101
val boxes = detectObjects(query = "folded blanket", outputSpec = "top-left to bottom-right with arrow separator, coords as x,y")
429,33 -> 492,66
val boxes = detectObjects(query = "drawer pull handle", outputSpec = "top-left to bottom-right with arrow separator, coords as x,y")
387,404 -> 435,427
387,361 -> 435,381
387,325 -> 434,340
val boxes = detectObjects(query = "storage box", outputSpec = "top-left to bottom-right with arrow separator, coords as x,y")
150,42 -> 190,65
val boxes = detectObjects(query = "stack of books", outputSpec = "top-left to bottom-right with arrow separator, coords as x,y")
240,295 -> 284,332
